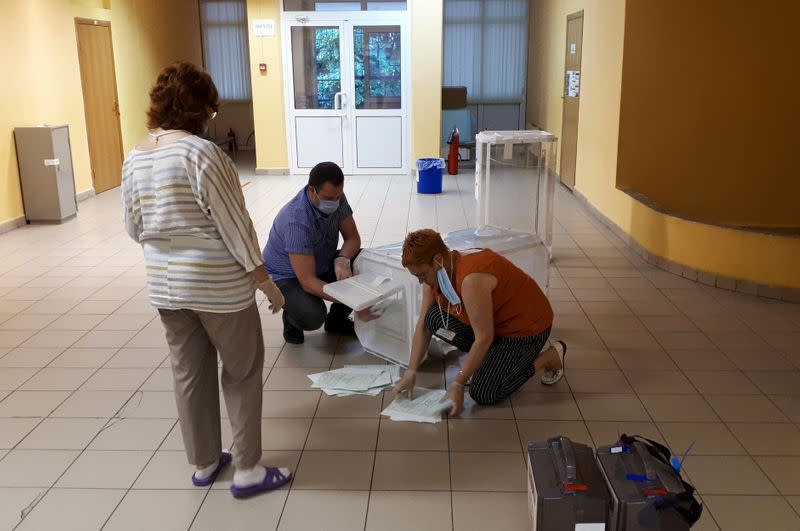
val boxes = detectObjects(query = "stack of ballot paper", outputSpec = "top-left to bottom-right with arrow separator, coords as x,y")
381,388 -> 452,423
308,365 -> 400,397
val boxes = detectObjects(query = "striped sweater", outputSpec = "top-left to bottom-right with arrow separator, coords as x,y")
121,136 -> 263,313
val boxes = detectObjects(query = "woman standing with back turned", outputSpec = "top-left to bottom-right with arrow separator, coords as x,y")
121,62 -> 290,498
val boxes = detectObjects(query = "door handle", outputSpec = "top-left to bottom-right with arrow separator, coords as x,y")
334,92 -> 346,116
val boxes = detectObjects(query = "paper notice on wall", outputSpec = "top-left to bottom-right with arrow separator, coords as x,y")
43,158 -> 60,167
570,42 -> 577,55
253,19 -> 275,37
566,70 -> 580,97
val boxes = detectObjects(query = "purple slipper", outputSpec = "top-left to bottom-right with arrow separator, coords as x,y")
230,467 -> 292,499
192,452 -> 232,487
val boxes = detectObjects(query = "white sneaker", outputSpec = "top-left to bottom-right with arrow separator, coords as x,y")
540,340 -> 567,386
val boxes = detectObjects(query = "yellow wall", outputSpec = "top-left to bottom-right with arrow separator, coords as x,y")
245,0 -> 442,171
0,0 -> 201,226
409,0 -> 442,161
617,1 -> 799,230
246,0 -> 289,170
528,0 -> 800,289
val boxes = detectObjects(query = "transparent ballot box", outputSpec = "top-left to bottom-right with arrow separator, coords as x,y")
324,226 -> 549,367
474,130 -> 558,254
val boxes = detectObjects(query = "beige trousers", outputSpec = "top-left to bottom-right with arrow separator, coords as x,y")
158,301 -> 263,470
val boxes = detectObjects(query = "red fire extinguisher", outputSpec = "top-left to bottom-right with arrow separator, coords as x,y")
447,125 -> 459,175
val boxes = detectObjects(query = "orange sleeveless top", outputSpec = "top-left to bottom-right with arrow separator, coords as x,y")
433,249 -> 553,338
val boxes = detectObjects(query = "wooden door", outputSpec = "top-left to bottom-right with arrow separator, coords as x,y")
75,19 -> 124,193
560,11 -> 583,188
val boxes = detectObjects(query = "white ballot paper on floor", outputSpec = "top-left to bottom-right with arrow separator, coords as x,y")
381,388 -> 452,423
308,366 -> 398,397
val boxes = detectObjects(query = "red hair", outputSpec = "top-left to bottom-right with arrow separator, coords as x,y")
401,229 -> 449,267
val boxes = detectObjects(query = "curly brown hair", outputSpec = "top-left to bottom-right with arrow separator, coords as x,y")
146,62 -> 219,135
401,229 -> 450,267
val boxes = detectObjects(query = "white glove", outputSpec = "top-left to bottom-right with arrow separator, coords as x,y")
257,278 -> 285,314
334,256 -> 353,281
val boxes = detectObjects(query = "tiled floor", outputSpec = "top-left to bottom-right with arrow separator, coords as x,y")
1,155 -> 800,530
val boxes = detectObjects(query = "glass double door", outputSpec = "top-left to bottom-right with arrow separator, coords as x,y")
283,13 -> 408,174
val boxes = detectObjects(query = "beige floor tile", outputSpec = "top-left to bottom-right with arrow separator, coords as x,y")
192,488 -> 288,531
770,395 -> 800,422
140,367 -> 174,391
640,394 -> 719,422
683,455 -> 777,495
52,390 -> 132,418
586,421 -> 662,448
95,312 -> 155,331
57,450 -> 152,489
103,489 -> 206,531
511,392 -> 582,420
277,490 -> 367,531
25,299 -> 80,315
706,395 -> 789,422
133,450 -> 196,489
657,422 -> 745,456
72,330 -> 137,349
45,314 -> 106,331
640,315 -> 699,332
315,392 -> 381,418
377,418 -> 448,451
587,314 -> 644,331
610,348 -> 678,370
724,349 -> 796,371
305,418 -> 378,451
626,298 -> 681,316
0,330 -> 36,349
756,457 -> 800,495
565,369 -> 633,393
20,368 -> 94,391
366,491 -> 452,531
452,492 -> 530,531
275,345 -> 335,368
0,488 -> 58,531
0,313 -> 59,331
49,347 -> 118,368
20,330 -> 85,349
292,450 -> 374,490
560,348 -> 619,369
450,452 -> 527,492
0,390 -> 69,417
580,301 -> 633,316
371,451 -> 450,491
80,368 -> 152,391
667,349 -> 737,371
654,331 -> 716,350
456,393 -> 515,419
105,347 -> 168,368
0,418 -> 39,448
16,488 -> 125,531
265,367 -> 326,390
0,449 -> 79,487
261,390 -> 321,418
575,393 -> 649,421
786,495 -> 800,514
685,370 -> 761,395
91,418 -> 176,450
448,419 -> 521,452
624,369 -> 697,394
706,330 -> 771,351
599,330 -> 662,351
728,423 -> 800,455
0,347 -> 65,367
747,371 -> 800,395
704,495 -> 800,531
118,391 -> 179,418
261,418 -> 312,450
19,418 -> 106,450
68,300 -> 123,315
517,420 -> 593,447
0,367 -> 36,390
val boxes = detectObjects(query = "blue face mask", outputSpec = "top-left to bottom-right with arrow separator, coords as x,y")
436,257 -> 461,306
313,188 -> 340,215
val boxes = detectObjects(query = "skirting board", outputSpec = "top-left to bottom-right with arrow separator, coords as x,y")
571,186 -> 800,303
0,216 -> 26,235
76,188 -> 95,202
255,168 -> 290,176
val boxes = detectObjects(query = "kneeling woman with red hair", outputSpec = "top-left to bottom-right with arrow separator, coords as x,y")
393,229 -> 566,415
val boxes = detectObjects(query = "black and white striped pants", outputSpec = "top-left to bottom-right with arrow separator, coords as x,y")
424,304 -> 551,405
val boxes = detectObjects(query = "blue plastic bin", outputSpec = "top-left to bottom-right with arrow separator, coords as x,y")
416,158 -> 445,194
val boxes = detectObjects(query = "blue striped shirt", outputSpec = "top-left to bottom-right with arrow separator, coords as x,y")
263,187 -> 353,281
